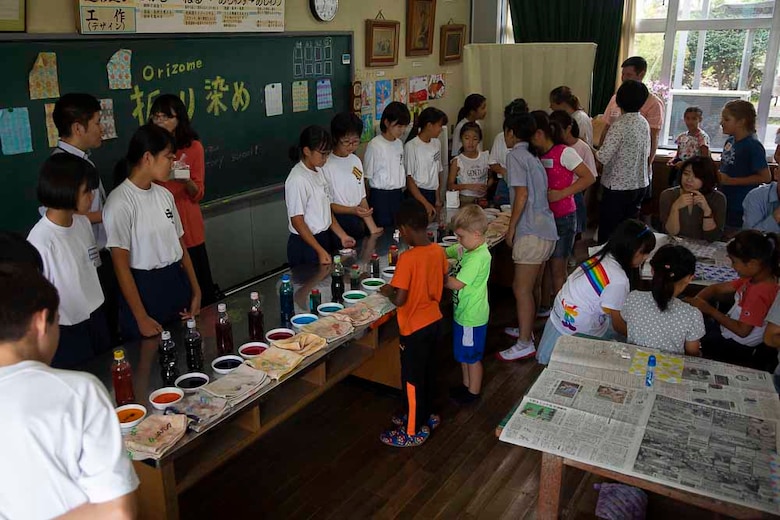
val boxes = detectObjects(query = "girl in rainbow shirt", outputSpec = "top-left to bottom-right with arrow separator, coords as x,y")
536,219 -> 656,364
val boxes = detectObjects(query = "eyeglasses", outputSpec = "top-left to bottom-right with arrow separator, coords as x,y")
339,138 -> 360,147
152,113 -> 177,122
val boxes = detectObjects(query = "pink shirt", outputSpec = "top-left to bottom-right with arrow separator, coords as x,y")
603,92 -> 665,130
541,144 -> 581,218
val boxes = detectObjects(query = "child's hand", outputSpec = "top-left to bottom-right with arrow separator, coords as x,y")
356,206 -> 373,218
341,235 -> 356,248
547,189 -> 566,203
685,296 -> 711,314
692,191 -> 710,212
137,315 -> 164,338
379,284 -> 394,298
423,201 -> 436,220
673,192 -> 694,209
317,250 -> 333,265
505,227 -> 515,248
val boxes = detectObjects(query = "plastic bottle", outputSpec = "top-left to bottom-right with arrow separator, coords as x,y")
248,291 -> 264,341
215,303 -> 234,355
350,264 -> 361,290
388,245 -> 399,267
370,253 -> 381,278
645,355 -> 656,388
184,319 -> 204,372
279,274 -> 294,327
112,349 -> 135,406
309,289 -> 322,313
331,256 -> 345,304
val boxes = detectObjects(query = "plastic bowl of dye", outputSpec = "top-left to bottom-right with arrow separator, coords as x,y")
441,236 -> 458,245
265,328 -> 295,343
148,387 -> 184,411
238,342 -> 268,359
175,372 -> 210,393
381,267 -> 396,281
291,313 -> 319,332
342,290 -> 368,306
211,355 -> 244,375
500,204 -> 512,213
116,403 -> 147,430
317,302 -> 344,317
361,278 -> 386,293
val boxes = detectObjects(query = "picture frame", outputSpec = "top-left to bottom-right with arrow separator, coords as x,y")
0,0 -> 25,31
365,19 -> 400,67
440,24 -> 466,65
406,0 -> 436,57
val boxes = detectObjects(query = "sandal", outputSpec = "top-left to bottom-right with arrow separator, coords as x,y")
379,426 -> 431,447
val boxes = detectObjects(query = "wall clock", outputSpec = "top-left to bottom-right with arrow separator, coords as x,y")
310,0 -> 339,22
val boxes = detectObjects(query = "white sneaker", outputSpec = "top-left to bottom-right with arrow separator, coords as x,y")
537,307 -> 552,318
504,327 -> 520,338
496,341 -> 536,362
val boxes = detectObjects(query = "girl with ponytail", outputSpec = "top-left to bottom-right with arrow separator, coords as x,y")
451,93 -> 487,159
621,245 -> 704,356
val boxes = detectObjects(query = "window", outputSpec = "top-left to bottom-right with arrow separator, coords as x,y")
632,0 -> 780,153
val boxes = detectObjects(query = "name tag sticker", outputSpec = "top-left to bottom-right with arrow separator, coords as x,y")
541,158 -> 554,168
88,245 -> 101,267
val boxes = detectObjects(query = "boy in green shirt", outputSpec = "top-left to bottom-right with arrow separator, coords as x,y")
445,205 -> 491,404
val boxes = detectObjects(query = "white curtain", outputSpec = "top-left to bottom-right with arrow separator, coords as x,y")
463,43 -> 598,140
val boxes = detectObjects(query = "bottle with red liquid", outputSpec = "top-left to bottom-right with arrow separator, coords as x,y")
388,245 -> 399,267
215,303 -> 234,355
248,291 -> 264,341
112,348 -> 135,406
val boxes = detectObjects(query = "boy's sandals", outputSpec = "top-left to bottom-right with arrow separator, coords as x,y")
379,425 -> 431,448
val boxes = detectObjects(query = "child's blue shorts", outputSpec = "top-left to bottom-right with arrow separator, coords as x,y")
453,322 -> 487,364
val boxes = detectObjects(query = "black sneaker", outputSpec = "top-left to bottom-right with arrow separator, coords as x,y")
453,390 -> 481,405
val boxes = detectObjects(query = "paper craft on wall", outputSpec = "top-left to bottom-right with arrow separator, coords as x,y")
29,52 -> 60,100
99,99 -> 118,140
360,111 -> 374,143
361,81 -> 374,111
428,73 -> 445,99
409,75 -> 429,104
107,49 -> 132,90
375,79 -> 392,121
44,103 -> 58,147
393,78 -> 408,104
316,79 -> 333,110
0,107 -> 32,155
292,81 -> 309,113
264,83 -> 283,117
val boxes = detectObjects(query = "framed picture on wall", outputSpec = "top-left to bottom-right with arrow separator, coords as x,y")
440,24 -> 466,65
0,0 -> 25,31
406,0 -> 436,57
365,19 -> 400,67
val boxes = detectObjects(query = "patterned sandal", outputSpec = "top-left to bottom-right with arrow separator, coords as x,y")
391,413 -> 441,430
379,426 -> 431,447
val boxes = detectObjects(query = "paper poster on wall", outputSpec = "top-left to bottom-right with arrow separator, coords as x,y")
292,81 -> 309,112
107,49 -> 132,90
428,74 -> 445,99
0,107 -> 33,155
29,52 -> 60,100
375,80 -> 392,121
360,111 -> 375,143
99,99 -> 118,140
44,103 -> 58,148
264,83 -> 283,117
393,78 -> 408,104
409,75 -> 429,104
316,79 -> 333,110
361,81 -> 374,111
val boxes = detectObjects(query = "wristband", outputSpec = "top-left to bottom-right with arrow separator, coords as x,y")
703,213 -> 713,219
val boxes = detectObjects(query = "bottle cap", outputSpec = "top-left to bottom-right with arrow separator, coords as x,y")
250,291 -> 259,300
187,319 -> 196,329
312,289 -> 320,295
282,274 -> 291,282
113,349 -> 125,361
390,245 -> 398,250
161,330 -> 171,340
217,303 -> 227,313
648,355 -> 656,367
371,253 -> 379,259
334,255 -> 341,263
352,264 -> 359,269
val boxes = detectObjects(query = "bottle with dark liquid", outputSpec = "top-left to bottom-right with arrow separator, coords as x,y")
158,330 -> 179,386
331,256 -> 345,304
248,291 -> 264,341
280,274 -> 294,327
112,348 -> 135,406
350,264 -> 361,290
215,303 -> 234,355
309,289 -> 322,313
184,319 -> 204,372
370,253 -> 381,278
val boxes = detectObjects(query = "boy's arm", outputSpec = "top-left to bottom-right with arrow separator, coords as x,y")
446,276 -> 465,290
56,493 -> 137,520
380,284 -> 408,307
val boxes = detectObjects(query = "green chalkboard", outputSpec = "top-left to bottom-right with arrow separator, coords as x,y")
0,33 -> 353,234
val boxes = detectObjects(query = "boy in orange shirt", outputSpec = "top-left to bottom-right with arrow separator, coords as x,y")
380,199 -> 449,447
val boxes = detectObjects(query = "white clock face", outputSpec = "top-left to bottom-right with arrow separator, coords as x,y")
313,0 -> 338,22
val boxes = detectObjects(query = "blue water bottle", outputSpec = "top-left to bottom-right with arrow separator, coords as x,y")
645,355 -> 656,388
279,274 -> 294,328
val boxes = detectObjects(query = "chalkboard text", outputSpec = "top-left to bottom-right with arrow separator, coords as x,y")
142,60 -> 203,81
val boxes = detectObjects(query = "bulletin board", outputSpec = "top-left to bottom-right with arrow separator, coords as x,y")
0,33 -> 353,233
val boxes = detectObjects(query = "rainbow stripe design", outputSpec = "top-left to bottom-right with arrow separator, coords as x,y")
581,257 -> 610,296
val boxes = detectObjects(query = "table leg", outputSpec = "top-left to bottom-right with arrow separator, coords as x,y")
538,452 -> 564,520
133,460 -> 178,519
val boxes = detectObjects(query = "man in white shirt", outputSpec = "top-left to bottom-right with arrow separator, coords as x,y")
0,262 -> 138,519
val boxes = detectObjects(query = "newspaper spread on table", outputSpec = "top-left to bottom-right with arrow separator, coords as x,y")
499,335 -> 780,514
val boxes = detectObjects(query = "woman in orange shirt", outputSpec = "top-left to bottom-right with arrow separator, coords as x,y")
150,94 -> 217,305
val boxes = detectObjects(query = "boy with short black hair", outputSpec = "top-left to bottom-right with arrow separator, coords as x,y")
322,112 -> 383,238
379,199 -> 448,447
0,263 -> 138,519
446,204 -> 491,404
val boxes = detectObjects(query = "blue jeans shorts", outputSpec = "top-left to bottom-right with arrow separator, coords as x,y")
551,213 -> 576,259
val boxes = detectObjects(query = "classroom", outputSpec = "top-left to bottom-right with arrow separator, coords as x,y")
2,0 -> 780,518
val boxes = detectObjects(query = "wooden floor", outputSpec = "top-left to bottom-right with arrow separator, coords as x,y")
180,284 -> 729,519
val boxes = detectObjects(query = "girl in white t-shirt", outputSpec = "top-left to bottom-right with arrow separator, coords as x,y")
549,86 -> 593,147
451,93 -> 487,158
405,107 -> 448,220
535,219 -> 656,364
104,124 -> 201,340
489,98 -> 528,206
27,154 -> 109,368
448,122 -> 492,205
286,125 -> 356,267
622,245 -> 704,356
322,113 -> 382,239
